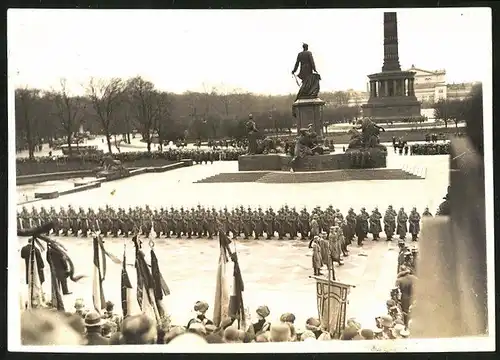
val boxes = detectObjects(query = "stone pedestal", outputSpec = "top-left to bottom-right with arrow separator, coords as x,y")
292,98 -> 325,137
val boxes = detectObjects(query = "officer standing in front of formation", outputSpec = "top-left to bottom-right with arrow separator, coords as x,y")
396,207 -> 408,240
408,207 -> 421,241
369,207 -> 382,241
47,244 -> 72,295
309,236 -> 323,276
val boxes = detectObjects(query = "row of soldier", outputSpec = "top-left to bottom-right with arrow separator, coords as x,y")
18,205 -> 432,242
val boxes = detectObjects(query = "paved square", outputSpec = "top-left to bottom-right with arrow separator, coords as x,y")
15,152 -> 448,328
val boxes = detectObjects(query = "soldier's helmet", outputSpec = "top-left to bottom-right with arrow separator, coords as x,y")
191,208 -> 195,211
400,207 -> 404,211
180,207 -> 184,211
424,206 -> 429,211
388,205 -> 393,209
335,208 -> 340,213
170,206 -> 174,211
349,207 -> 353,212
361,207 -> 366,211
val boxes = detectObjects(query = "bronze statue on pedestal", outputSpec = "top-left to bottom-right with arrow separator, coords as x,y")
292,43 -> 322,112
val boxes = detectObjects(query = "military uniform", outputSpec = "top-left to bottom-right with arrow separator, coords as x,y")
397,208 -> 408,240
408,208 -> 421,241
263,210 -> 274,239
369,208 -> 382,240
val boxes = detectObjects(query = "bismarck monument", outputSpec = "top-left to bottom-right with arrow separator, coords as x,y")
362,12 -> 421,123
238,43 -> 387,172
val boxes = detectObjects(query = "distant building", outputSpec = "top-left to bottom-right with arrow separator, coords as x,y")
346,66 -> 477,110
408,65 -> 447,103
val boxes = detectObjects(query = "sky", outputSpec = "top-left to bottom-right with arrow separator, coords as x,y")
7,8 -> 492,96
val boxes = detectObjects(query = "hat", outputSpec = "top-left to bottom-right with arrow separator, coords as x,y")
74,298 -> 84,310
194,300 -> 209,312
386,299 -> 397,309
380,315 -> 393,327
373,327 -> 383,334
280,312 -> 296,323
205,324 -> 217,334
360,328 -> 374,340
305,317 -> 321,330
84,312 -> 104,327
400,329 -> 410,337
256,305 -> 270,318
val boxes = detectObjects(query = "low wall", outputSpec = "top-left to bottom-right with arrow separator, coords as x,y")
17,170 -> 95,186
238,151 -> 386,172
17,162 -> 189,186
16,158 -> 178,176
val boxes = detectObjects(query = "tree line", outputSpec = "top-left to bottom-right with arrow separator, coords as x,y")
432,83 -> 482,129
15,77 -> 362,159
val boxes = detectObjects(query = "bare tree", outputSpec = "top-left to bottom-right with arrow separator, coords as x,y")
126,76 -> 157,152
15,88 -> 41,159
153,91 -> 173,151
51,78 -> 87,156
86,77 -> 124,154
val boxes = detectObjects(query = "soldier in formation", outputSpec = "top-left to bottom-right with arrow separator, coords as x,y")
17,204 -> 427,243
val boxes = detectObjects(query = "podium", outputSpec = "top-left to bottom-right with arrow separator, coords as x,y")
310,276 -> 355,338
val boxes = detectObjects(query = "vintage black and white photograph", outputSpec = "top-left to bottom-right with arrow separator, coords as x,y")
7,8 -> 494,352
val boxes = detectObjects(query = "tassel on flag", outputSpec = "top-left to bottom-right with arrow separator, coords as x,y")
27,239 -> 43,309
213,232 -> 231,327
92,236 -> 106,315
121,248 -> 133,318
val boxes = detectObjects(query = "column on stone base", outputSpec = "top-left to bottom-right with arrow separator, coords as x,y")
403,79 -> 407,96
393,79 -> 397,96
409,79 -> 415,96
383,80 -> 388,97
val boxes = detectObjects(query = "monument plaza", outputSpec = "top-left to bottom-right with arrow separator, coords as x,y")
16,150 -> 448,328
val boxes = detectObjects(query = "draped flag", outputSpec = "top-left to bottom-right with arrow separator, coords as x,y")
121,248 -> 133,318
46,247 -> 65,311
228,245 -> 246,330
150,248 -> 170,318
213,232 -> 231,327
132,236 -> 160,323
27,239 -> 43,309
92,236 -> 106,315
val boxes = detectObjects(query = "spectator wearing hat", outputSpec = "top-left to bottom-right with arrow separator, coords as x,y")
102,301 -> 121,330
305,317 -> 331,340
74,299 -> 87,319
187,301 -> 214,329
379,315 -> 396,340
246,305 -> 271,340
308,236 -> 323,276
84,312 -> 109,345
101,321 -> 117,339
436,186 -> 451,216
121,314 -> 157,344
386,299 -> 403,323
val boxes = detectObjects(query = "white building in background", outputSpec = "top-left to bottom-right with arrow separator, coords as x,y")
346,65 -> 478,107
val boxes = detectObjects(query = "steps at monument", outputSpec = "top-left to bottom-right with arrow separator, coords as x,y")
401,164 -> 427,179
195,169 -> 423,184
256,169 -> 423,183
195,172 -> 270,183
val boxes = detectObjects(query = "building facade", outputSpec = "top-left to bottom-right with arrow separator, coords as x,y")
347,65 -> 477,108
